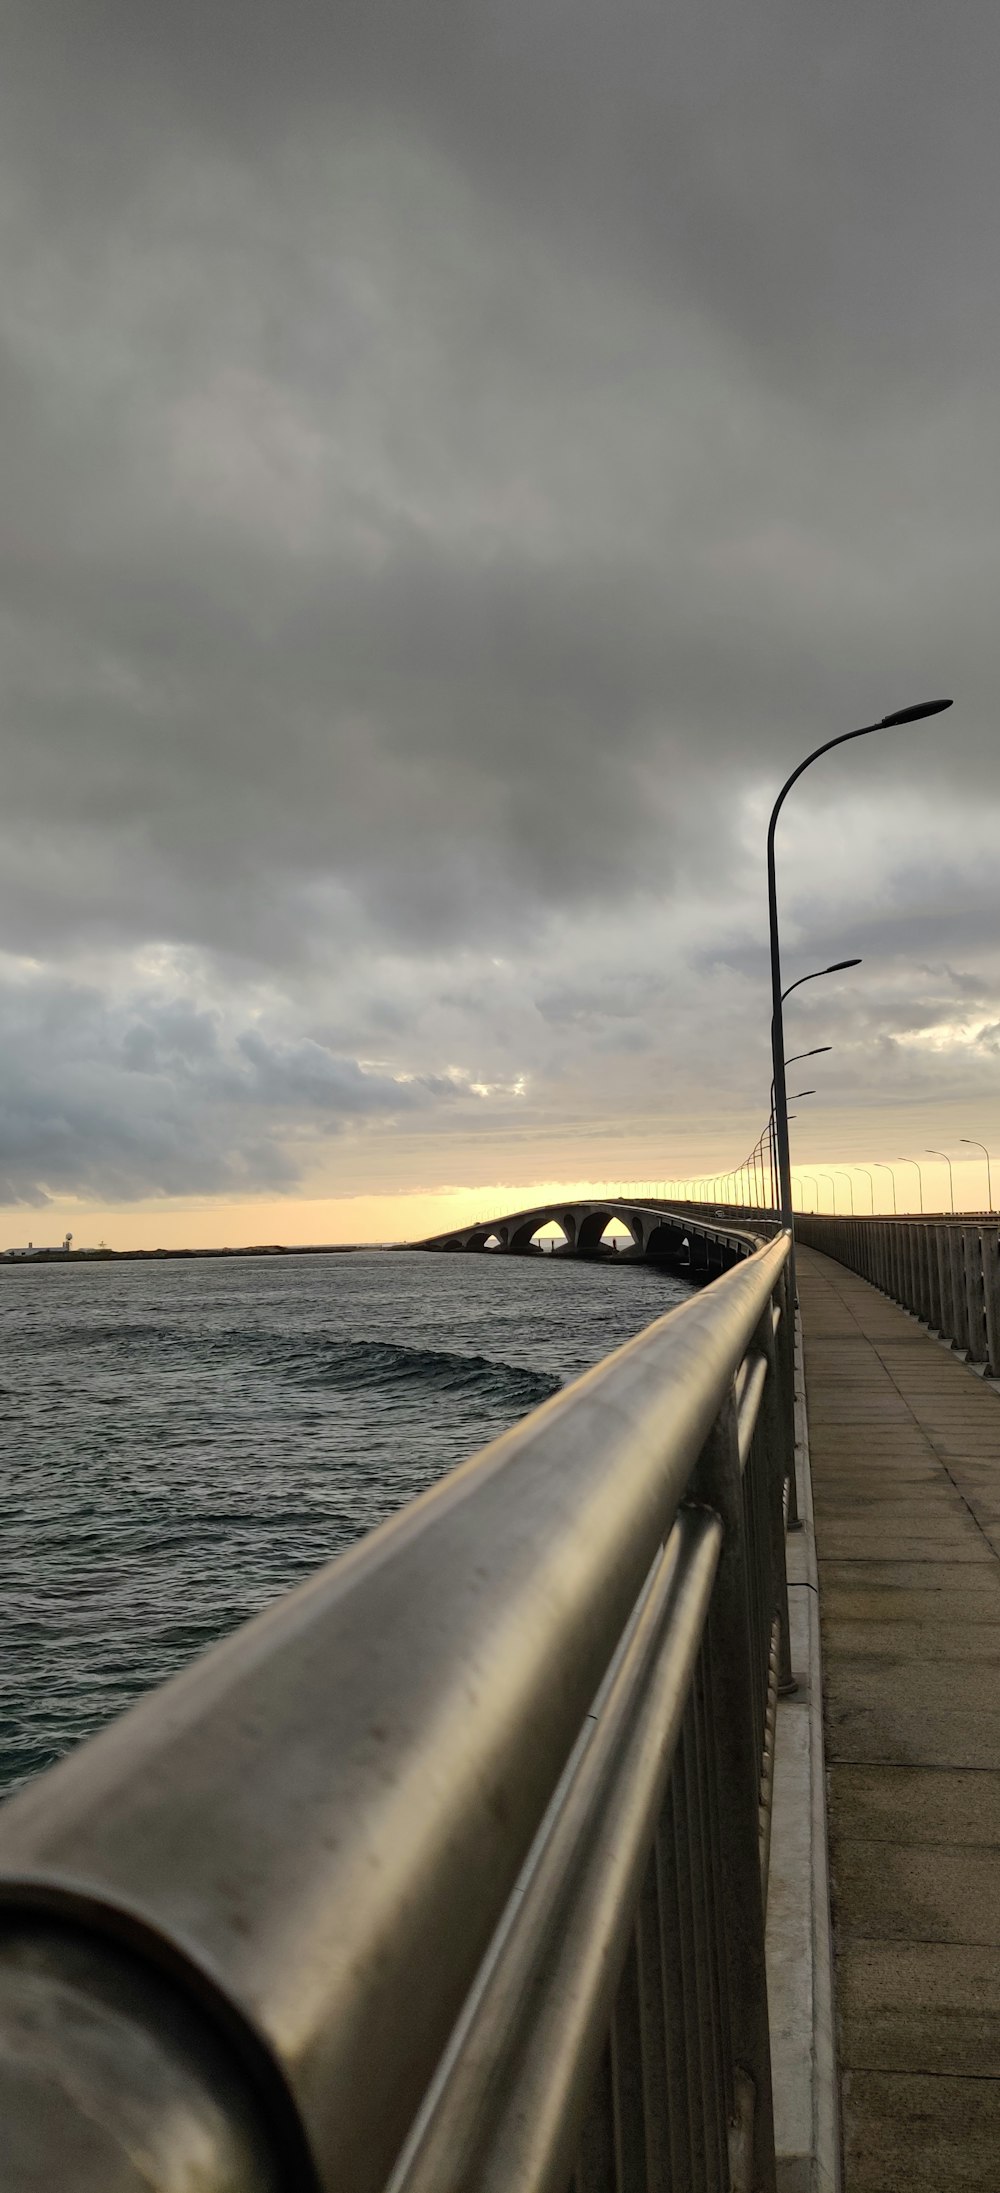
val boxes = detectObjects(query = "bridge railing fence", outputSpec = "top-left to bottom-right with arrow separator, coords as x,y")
0,1234 -> 796,2193
796,1213 -> 1000,1373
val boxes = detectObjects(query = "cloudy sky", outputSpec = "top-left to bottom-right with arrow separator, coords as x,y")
1,0 -> 998,1244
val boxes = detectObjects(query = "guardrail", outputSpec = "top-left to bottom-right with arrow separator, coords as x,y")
797,1213 -> 1000,1372
0,1232 -> 795,2193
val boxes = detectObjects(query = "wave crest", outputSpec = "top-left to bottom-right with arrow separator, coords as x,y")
288,1336 -> 561,1408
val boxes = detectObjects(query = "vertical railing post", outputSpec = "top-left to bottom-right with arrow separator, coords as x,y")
948,1227 -> 970,1353
688,1388 -> 777,2193
963,1226 -> 986,1368
752,1297 -> 795,1696
931,1224 -> 949,1335
982,1229 -> 1000,1380
918,1224 -> 935,1327
777,1255 -> 800,1530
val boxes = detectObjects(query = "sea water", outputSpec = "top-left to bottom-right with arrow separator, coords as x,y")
0,1248 -> 695,1795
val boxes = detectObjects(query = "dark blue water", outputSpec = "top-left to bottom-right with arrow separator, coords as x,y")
0,1250 -> 694,1796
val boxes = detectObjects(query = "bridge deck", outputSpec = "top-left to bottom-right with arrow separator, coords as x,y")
798,1245 -> 1000,2191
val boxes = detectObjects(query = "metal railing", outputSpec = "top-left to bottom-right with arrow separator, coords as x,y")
798,1213 -> 1000,1373
0,1233 -> 795,2193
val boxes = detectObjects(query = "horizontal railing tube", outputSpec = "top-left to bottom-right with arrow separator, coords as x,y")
0,1923 -> 288,2192
0,1236 -> 790,2193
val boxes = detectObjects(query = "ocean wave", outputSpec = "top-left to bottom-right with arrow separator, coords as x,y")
285,1336 -> 561,1409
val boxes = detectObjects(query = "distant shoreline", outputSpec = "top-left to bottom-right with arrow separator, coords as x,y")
0,1244 -> 371,1265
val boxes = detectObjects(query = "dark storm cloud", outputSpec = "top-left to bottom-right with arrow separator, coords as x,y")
11,0 -> 1000,394
0,0 -> 998,1201
0,975 -> 485,1206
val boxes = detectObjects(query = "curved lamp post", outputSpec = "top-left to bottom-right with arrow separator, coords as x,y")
835,1170 -> 856,1216
961,1138 -> 994,1214
926,1148 -> 955,1215
768,700 -> 952,1233
767,1046 -> 833,1205
782,959 -> 861,1005
819,1171 -> 843,1214
896,1157 -> 925,1213
853,1166 -> 876,1214
873,1161 -> 898,1214
799,1172 -> 820,1212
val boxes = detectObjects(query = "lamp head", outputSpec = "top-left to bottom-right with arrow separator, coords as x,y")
823,957 -> 862,974
880,698 -> 952,727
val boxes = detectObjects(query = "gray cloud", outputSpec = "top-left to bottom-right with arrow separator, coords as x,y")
0,1 -> 997,1208
0,975 -> 493,1206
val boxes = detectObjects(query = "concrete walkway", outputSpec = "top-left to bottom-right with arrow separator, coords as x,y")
797,1246 -> 1000,2193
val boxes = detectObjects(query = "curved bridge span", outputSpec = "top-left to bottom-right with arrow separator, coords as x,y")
406,1198 -> 759,1275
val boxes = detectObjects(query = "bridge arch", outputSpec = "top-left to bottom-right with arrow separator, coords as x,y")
408,1201 -> 752,1274
643,1218 -> 690,1263
508,1212 -> 573,1254
576,1207 -> 642,1254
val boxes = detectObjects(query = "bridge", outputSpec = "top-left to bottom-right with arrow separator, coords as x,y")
1,1204 -> 999,2188
409,1196 -> 765,1272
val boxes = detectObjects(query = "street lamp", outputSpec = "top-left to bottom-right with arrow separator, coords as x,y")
819,1171 -> 843,1213
768,976 -> 854,1217
960,1138 -> 994,1213
852,1165 -> 876,1213
835,1170 -> 856,1215
799,1172 -> 820,1212
768,699 -> 953,1232
873,1161 -> 898,1214
782,960 -> 861,1004
896,1157 -> 925,1213
767,1049 -> 831,1201
926,1148 -> 955,1215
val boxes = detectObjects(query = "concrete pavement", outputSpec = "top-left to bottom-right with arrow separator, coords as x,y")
798,1245 -> 1000,2191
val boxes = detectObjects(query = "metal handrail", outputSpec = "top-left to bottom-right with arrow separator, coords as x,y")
0,1232 -> 794,2192
797,1211 -> 1000,1374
